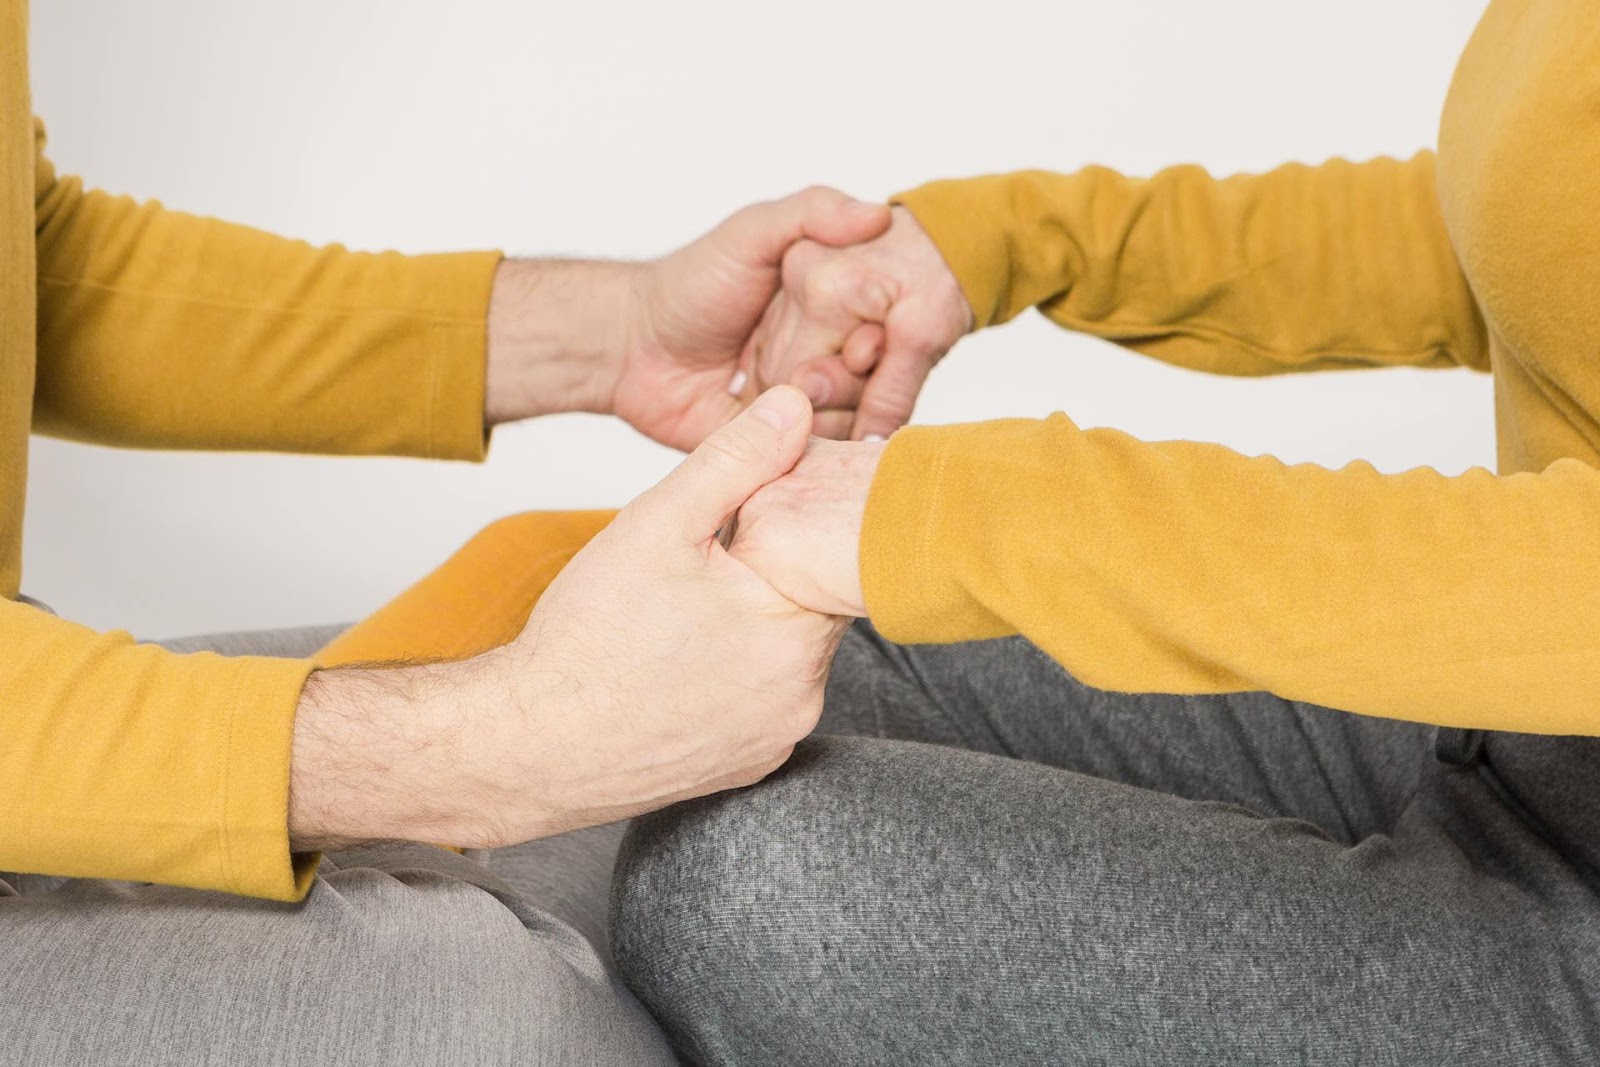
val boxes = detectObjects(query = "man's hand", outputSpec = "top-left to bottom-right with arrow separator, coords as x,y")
748,206 -> 973,441
618,188 -> 891,450
484,189 -> 891,452
726,436 -> 885,618
290,387 -> 849,850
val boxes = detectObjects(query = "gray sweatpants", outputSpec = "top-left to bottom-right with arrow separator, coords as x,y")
10,621 -> 1599,1064
0,626 -> 679,1067
612,623 -> 1600,1066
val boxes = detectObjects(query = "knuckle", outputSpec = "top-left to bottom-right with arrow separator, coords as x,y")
799,183 -> 838,207
701,427 -> 765,469
826,266 -> 870,307
860,392 -> 908,423
897,318 -> 947,355
802,263 -> 841,308
781,240 -> 823,280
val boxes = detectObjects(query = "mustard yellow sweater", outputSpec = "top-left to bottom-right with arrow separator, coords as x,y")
1,1 -> 501,898
1,0 -> 1593,902
873,0 -> 1600,735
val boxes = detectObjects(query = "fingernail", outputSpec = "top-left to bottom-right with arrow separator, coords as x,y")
726,369 -> 748,397
801,373 -> 831,406
750,386 -> 805,431
863,433 -> 887,443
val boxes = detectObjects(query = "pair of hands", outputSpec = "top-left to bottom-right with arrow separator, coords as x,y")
292,189 -> 973,851
608,191 -> 970,451
462,192 -> 967,843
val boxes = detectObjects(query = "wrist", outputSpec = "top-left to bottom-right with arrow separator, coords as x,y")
484,258 -> 644,425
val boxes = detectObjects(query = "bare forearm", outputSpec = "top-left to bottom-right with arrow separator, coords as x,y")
288,659 -> 484,851
484,258 -> 644,426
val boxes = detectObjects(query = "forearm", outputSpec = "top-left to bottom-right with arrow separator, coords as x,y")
861,416 -> 1600,734
484,258 -> 643,426
35,119 -> 497,457
0,599 -> 317,899
289,658 -> 500,851
893,155 -> 1489,375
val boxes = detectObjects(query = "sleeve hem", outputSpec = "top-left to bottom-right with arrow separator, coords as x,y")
218,655 -> 323,901
424,251 -> 503,463
861,427 -> 969,643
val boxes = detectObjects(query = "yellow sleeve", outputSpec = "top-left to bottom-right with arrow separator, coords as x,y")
32,119 -> 500,457
893,154 -> 1490,375
861,417 -> 1600,734
0,598 -> 319,899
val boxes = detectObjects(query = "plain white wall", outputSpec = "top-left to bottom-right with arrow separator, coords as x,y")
25,0 -> 1493,639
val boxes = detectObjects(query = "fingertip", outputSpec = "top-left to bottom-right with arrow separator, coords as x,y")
789,357 -> 867,411
748,384 -> 812,434
799,371 -> 832,407
841,324 -> 886,374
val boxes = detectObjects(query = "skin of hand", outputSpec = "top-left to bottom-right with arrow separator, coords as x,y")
726,435 -> 885,619
289,386 -> 851,851
483,188 -> 891,452
742,205 -> 974,442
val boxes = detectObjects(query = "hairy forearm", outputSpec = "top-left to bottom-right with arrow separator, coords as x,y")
288,660 -> 484,851
484,258 -> 644,426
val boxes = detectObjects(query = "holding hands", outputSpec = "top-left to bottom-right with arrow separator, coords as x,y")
743,205 -> 972,442
292,387 -> 851,848
296,191 -> 974,851
704,202 -> 970,630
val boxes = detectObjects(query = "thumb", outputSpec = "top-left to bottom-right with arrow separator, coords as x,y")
717,186 -> 891,270
634,386 -> 814,544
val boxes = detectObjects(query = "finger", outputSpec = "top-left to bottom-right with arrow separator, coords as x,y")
851,347 -> 936,442
840,323 -> 885,375
758,287 -> 810,390
789,355 -> 867,411
634,386 -> 814,543
810,409 -> 856,441
733,295 -> 784,401
716,187 -> 890,270
776,288 -> 889,396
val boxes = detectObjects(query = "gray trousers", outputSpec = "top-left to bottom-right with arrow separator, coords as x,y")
612,623 -> 1600,1066
0,626 -> 679,1067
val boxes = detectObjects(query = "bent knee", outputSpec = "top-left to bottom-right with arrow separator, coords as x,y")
609,736 -> 929,1058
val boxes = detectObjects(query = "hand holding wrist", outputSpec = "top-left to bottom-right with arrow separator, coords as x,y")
729,435 -> 886,617
290,388 -> 849,852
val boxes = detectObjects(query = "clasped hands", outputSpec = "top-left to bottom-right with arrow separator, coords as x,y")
291,189 -> 974,852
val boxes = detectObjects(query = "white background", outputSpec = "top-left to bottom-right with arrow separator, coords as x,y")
26,0 -> 1492,639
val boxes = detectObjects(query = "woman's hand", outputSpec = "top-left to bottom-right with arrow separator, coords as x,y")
726,436 -> 886,618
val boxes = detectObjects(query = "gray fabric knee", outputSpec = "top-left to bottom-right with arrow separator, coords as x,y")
610,736 -> 882,1066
